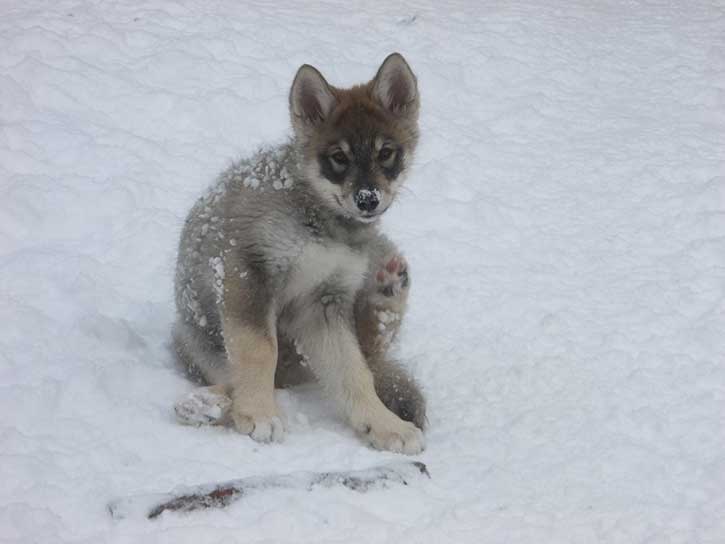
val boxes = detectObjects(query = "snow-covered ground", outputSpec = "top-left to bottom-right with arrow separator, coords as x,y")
2,1 -> 724,542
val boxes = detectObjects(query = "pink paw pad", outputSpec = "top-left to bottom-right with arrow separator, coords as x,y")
376,255 -> 409,297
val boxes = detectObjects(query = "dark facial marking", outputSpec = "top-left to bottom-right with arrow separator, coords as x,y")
318,151 -> 347,184
380,147 -> 404,181
315,98 -> 411,188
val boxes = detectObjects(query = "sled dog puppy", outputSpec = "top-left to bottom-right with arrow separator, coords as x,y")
173,53 -> 426,454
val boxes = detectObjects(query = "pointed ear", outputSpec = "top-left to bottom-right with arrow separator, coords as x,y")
372,53 -> 418,115
289,64 -> 337,125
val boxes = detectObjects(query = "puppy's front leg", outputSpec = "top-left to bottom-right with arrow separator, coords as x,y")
222,317 -> 284,443
222,271 -> 284,443
291,299 -> 424,454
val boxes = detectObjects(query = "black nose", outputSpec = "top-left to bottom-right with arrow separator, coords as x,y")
354,188 -> 380,212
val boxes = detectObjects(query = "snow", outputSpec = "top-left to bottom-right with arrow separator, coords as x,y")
208,256 -> 224,304
107,460 -> 429,521
227,146 -> 295,191
1,1 -> 724,543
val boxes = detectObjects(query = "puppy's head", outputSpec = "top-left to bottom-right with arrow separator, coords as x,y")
289,53 -> 419,223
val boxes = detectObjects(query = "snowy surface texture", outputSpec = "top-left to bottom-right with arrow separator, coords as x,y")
1,1 -> 724,543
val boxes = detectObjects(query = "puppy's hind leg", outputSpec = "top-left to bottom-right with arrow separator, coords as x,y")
366,354 -> 426,431
172,319 -> 233,426
174,384 -> 232,426
274,333 -> 315,388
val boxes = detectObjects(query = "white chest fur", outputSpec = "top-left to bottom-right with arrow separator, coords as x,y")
282,242 -> 368,304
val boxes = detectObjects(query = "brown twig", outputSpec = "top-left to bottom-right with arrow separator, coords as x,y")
108,461 -> 430,520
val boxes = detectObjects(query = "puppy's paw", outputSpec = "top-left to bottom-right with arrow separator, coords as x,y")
378,380 -> 427,431
362,417 -> 425,455
232,408 -> 286,444
175,387 -> 231,426
375,254 -> 409,299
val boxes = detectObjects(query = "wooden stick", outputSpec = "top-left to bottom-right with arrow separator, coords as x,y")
108,461 -> 430,520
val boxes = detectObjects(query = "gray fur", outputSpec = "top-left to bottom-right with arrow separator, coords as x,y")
370,356 -> 427,431
172,54 -> 425,451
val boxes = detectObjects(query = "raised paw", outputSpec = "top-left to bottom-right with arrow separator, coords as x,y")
363,417 -> 425,455
376,254 -> 410,299
232,409 -> 286,444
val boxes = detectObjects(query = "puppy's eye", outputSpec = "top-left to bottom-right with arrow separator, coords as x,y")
330,151 -> 348,166
378,147 -> 395,163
